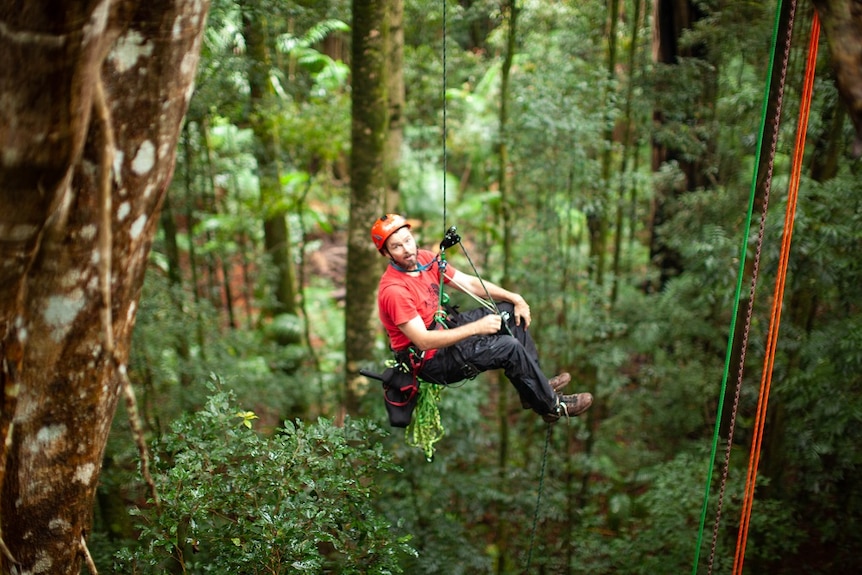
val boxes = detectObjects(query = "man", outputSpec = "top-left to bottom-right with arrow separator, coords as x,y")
372,214 -> 593,422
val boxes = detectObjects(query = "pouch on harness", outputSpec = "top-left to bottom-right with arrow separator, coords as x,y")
360,365 -> 419,427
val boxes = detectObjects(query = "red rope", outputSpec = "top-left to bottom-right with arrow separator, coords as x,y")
732,12 -> 820,574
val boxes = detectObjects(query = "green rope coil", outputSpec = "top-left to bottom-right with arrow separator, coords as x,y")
405,383 -> 445,462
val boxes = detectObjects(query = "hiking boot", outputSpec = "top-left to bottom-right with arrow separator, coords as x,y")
542,392 -> 593,423
549,372 -> 571,392
521,372 -> 572,409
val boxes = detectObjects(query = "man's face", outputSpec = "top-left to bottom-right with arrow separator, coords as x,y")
384,227 -> 418,270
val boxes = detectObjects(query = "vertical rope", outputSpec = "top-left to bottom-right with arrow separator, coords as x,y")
441,0 -> 448,234
525,423 -> 553,570
706,0 -> 800,569
692,1 -> 796,572
732,13 -> 819,574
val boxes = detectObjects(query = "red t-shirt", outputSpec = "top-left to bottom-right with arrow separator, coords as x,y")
378,249 -> 457,357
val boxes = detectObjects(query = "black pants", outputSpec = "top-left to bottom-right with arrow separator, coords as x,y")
418,302 -> 558,415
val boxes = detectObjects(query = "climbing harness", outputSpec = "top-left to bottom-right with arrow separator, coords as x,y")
366,225 -> 504,461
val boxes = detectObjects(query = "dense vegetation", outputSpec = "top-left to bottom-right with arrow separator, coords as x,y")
92,0 -> 861,573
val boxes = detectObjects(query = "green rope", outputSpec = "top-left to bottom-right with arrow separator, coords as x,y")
525,422 -> 553,570
405,383 -> 445,462
436,250 -> 450,325
691,1 -> 787,571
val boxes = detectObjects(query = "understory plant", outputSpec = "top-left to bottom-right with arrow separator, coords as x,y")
115,384 -> 415,574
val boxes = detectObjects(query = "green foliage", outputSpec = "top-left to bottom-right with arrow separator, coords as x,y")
506,7 -> 609,215
404,384 -> 445,461
115,386 -> 415,574
279,19 -> 349,50
99,1 -> 862,574
263,313 -> 304,346
399,138 -> 461,224
128,270 -> 313,420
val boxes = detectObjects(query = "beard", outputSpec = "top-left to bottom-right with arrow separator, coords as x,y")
394,250 -> 418,271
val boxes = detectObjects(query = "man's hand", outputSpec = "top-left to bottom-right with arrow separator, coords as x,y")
473,313 -> 503,335
400,312 -> 502,351
513,298 -> 531,328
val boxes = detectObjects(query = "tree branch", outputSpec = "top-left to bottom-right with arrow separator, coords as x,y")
94,73 -> 160,510
79,535 -> 98,575
0,535 -> 15,565
121,365 -> 160,508
0,342 -> 21,566
94,75 -> 114,355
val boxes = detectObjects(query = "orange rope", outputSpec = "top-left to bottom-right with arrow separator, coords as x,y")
732,12 -> 820,574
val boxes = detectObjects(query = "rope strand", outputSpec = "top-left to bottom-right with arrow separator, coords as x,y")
692,0 -> 796,572
525,423 -> 553,570
707,0 -> 799,568
732,13 -> 819,574
442,0 -> 448,234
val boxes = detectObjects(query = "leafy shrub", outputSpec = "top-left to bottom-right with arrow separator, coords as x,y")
264,313 -> 305,346
115,386 -> 416,574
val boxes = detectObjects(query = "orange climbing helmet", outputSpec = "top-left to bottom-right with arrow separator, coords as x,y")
371,214 -> 410,254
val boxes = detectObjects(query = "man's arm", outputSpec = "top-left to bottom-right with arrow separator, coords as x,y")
398,314 -> 501,352
447,269 -> 532,327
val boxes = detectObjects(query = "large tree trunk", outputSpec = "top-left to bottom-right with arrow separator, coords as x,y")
812,0 -> 862,155
648,0 -> 709,289
345,0 -> 389,416
0,1 -> 209,572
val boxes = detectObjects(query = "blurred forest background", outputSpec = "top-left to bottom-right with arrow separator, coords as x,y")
94,0 -> 861,573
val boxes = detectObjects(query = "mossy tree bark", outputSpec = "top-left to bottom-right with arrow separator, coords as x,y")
345,0 -> 389,416
0,0 -> 209,572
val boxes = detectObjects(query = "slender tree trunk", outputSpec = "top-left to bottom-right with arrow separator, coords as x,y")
809,96 -> 846,181
182,125 -> 207,358
183,123 -> 201,304
499,0 -> 517,289
296,182 -> 323,377
242,3 -> 297,317
648,0 -> 710,289
160,194 -> 183,287
160,189 -> 195,385
345,0 -> 389,416
589,0 -> 622,288
384,0 -> 404,212
232,170 -> 257,329
240,233 -> 255,329
200,120 -> 237,328
611,0 -> 645,305
0,1 -> 209,572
